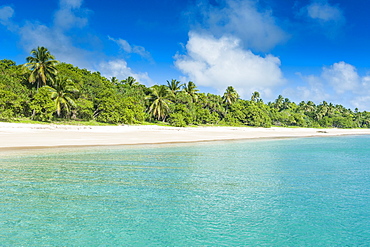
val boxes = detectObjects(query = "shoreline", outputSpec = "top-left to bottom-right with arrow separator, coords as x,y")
1,122 -> 370,150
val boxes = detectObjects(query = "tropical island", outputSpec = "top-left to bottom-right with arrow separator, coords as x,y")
1,46 -> 370,129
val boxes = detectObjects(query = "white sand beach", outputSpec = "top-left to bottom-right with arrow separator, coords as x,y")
1,122 -> 370,149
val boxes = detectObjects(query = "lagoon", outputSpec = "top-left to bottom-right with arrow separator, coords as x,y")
1,136 -> 370,246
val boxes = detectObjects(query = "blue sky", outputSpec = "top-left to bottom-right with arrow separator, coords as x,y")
1,0 -> 370,110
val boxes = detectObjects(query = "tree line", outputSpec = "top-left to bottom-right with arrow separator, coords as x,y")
1,46 -> 370,128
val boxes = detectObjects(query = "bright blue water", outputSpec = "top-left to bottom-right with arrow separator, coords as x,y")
1,136 -> 370,246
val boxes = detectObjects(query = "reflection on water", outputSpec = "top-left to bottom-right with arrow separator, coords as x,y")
1,137 -> 370,245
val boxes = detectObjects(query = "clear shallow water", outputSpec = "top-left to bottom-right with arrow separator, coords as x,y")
1,136 -> 370,246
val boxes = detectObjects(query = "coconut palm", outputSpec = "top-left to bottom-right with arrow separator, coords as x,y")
273,95 -> 284,111
146,85 -> 174,121
25,46 -> 59,89
123,76 -> 140,87
166,79 -> 183,94
315,102 -> 329,120
183,81 -> 199,102
282,97 -> 291,110
223,86 -> 239,105
251,91 -> 260,102
299,101 -> 316,113
111,77 -> 119,85
44,76 -> 79,117
205,93 -> 224,115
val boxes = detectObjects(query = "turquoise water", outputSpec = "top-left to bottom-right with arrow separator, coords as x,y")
1,136 -> 370,246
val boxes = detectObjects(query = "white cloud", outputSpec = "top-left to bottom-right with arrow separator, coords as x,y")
322,61 -> 360,94
0,5 -> 16,31
60,0 -> 83,9
284,62 -> 370,111
174,32 -> 284,97
54,0 -> 89,30
350,75 -> 370,110
0,1 -> 91,68
98,59 -> 152,84
18,22 -> 94,69
298,1 -> 345,38
350,96 -> 370,111
108,36 -> 152,61
0,1 -> 152,84
195,0 -> 287,51
283,74 -> 330,104
306,1 -> 343,22
54,7 -> 88,30
12,0 -> 91,69
0,6 -> 14,23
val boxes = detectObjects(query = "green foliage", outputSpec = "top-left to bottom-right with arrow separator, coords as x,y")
244,102 -> 272,127
25,47 -> 59,88
183,81 -> 199,102
122,76 -> 140,87
194,107 -> 219,125
45,76 -> 79,117
146,85 -> 174,121
167,79 -> 183,94
30,87 -> 56,121
168,112 -> 186,127
95,93 -> 145,124
0,48 -> 369,129
223,101 -> 271,127
119,84 -> 147,105
319,116 -> 356,128
223,86 -> 239,105
170,103 -> 194,125
0,88 -> 23,120
75,98 -> 94,120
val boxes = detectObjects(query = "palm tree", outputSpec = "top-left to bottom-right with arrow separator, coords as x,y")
44,76 -> 79,117
282,97 -> 291,110
327,103 -> 335,117
183,81 -> 199,102
299,101 -> 315,113
25,46 -> 59,89
315,102 -> 328,120
123,76 -> 140,87
146,85 -> 174,121
205,93 -> 224,115
166,79 -> 183,94
251,91 -> 260,102
274,95 -> 284,111
111,77 -> 119,85
223,86 -> 239,105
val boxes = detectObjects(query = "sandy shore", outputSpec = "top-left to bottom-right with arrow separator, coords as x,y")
1,122 -> 370,149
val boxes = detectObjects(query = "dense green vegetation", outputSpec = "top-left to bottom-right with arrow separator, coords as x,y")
1,47 -> 370,128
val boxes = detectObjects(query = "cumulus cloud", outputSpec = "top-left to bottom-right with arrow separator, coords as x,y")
174,32 -> 284,97
322,61 -> 360,94
306,1 -> 344,22
0,6 -> 14,23
13,1 -> 92,69
98,59 -> 152,84
193,0 -> 287,51
0,0 -> 152,83
108,36 -> 152,61
0,5 -> 16,30
0,1 -> 92,68
60,0 -> 83,9
54,5 -> 88,30
17,22 -> 94,68
284,62 -> 370,111
283,74 -> 330,103
297,0 -> 345,38
350,96 -> 370,111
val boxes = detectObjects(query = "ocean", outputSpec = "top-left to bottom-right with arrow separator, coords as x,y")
1,136 -> 370,246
